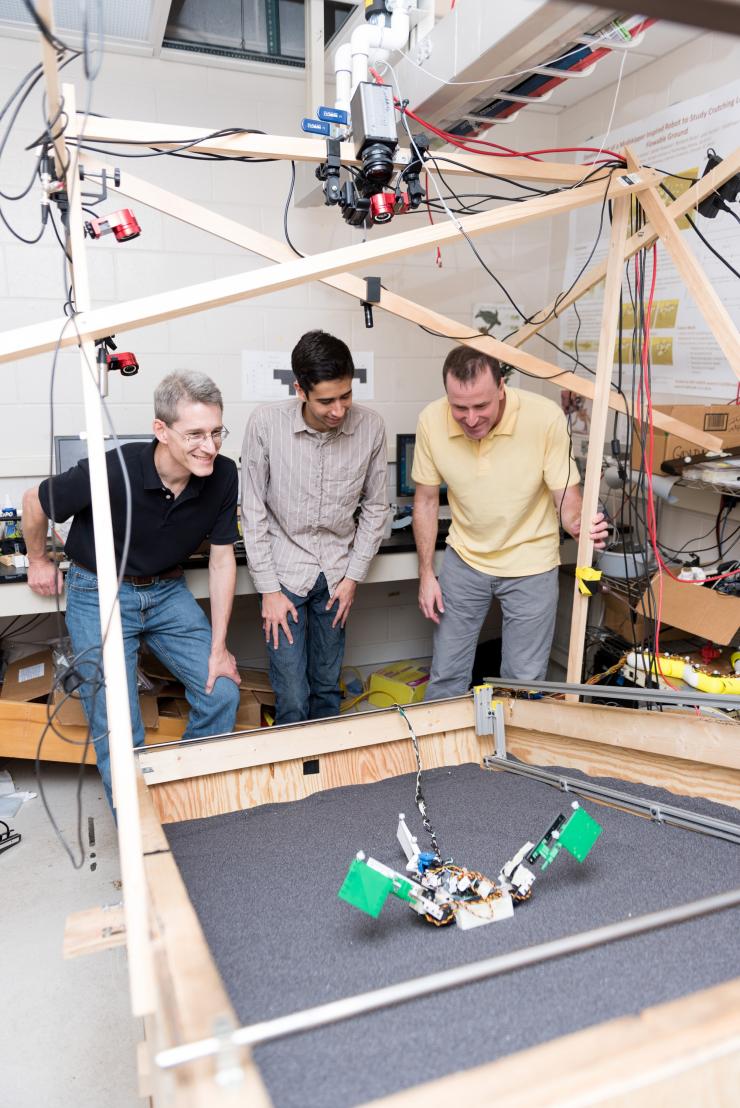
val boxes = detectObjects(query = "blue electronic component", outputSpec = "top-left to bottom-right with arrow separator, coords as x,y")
417,851 -> 439,874
317,106 -> 348,125
301,118 -> 330,136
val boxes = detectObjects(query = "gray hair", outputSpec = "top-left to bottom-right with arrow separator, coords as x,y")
154,371 -> 223,424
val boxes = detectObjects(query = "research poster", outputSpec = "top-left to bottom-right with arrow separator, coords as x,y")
559,80 -> 740,402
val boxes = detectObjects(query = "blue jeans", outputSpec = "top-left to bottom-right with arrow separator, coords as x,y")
268,574 -> 345,725
64,564 -> 240,808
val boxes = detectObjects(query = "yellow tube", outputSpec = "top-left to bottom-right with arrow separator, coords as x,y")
626,651 -> 740,694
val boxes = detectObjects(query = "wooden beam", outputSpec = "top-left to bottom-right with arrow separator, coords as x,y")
71,112 -> 619,185
566,194 -> 631,685
77,154 -> 721,454
36,0 -> 66,174
57,80 -> 155,1017
0,169 -> 661,366
138,697 -> 474,785
137,778 -> 272,1107
63,903 -> 126,958
626,146 -> 740,378
139,691 -> 740,789
507,146 -> 740,349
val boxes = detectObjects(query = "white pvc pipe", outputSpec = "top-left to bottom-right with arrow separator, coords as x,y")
370,7 -> 411,65
350,22 -> 374,92
340,3 -> 413,99
334,42 -> 352,116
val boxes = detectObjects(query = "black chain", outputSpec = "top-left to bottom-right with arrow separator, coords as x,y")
397,705 -> 441,859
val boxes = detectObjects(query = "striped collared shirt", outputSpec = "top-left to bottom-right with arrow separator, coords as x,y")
241,399 -> 388,596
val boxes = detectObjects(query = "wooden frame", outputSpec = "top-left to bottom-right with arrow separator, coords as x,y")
18,16 -> 740,1083
106,695 -> 740,1106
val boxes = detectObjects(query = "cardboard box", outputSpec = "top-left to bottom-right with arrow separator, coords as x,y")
646,573 -> 740,646
53,688 -> 159,729
1,647 -> 159,728
601,593 -> 653,643
156,669 -> 275,729
236,668 -> 275,727
631,403 -> 740,475
1,649 -> 55,702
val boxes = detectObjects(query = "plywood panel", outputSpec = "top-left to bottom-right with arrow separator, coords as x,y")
504,726 -> 740,810
151,728 -> 494,824
0,699 -> 185,764
505,697 -> 740,770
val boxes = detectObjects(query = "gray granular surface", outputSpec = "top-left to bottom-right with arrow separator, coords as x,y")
165,763 -> 740,1107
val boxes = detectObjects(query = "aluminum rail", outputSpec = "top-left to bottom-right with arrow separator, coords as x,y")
483,756 -> 740,845
483,675 -> 740,712
155,888 -> 740,1071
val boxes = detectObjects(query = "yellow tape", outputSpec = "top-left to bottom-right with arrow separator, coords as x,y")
575,566 -> 602,596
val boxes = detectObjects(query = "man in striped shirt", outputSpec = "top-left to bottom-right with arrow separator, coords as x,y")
242,331 -> 388,724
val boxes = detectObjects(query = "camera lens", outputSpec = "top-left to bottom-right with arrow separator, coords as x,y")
361,143 -> 394,187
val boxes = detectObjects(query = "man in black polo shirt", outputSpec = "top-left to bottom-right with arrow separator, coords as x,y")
22,370 -> 241,806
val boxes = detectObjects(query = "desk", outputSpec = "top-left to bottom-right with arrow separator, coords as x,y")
0,548 -> 444,618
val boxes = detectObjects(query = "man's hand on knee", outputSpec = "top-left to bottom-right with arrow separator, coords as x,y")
326,577 -> 357,629
418,571 -> 445,624
27,556 -> 64,597
205,646 -> 241,693
262,591 -> 298,649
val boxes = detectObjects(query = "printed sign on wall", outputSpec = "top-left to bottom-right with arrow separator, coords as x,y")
242,351 -> 375,401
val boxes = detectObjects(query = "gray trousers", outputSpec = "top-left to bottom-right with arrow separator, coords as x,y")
425,547 -> 559,701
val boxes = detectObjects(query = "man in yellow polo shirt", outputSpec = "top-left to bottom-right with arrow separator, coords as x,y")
412,347 -> 608,698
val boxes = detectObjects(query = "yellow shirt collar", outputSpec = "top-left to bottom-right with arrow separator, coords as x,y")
446,386 -> 520,440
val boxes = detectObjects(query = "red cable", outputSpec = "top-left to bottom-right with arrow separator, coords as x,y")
397,16 -> 656,156
639,241 -> 740,693
639,245 -> 674,684
424,170 -> 443,267
399,102 -> 621,161
491,18 -> 656,124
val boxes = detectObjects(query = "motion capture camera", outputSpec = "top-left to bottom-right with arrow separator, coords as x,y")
84,207 -> 141,242
108,350 -> 139,377
316,82 -> 427,229
95,336 -> 139,378
697,149 -> 740,220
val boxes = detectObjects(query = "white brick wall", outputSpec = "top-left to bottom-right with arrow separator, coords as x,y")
1,31 -> 736,665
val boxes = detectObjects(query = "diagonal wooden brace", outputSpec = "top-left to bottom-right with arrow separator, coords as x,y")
0,168 -> 663,366
508,146 -> 740,350
626,145 -> 740,377
75,154 -> 721,454
566,195 -> 631,686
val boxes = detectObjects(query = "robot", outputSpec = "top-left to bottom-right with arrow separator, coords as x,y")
338,802 -> 602,930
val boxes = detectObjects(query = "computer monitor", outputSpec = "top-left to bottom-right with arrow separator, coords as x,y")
54,434 -> 154,475
396,433 -> 448,504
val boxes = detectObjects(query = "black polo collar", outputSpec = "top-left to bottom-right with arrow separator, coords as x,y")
141,439 -> 205,501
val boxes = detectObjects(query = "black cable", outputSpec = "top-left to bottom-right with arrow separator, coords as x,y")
82,0 -> 105,82
283,160 -> 304,258
660,183 -> 740,280
21,0 -> 71,52
62,126 -> 277,165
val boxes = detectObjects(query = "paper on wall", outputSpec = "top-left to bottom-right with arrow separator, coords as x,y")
559,79 -> 740,402
242,351 -> 375,401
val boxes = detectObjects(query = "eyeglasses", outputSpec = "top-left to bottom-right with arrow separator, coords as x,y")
166,424 -> 229,449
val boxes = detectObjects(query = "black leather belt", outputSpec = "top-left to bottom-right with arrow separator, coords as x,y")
124,566 -> 184,587
73,562 -> 184,587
